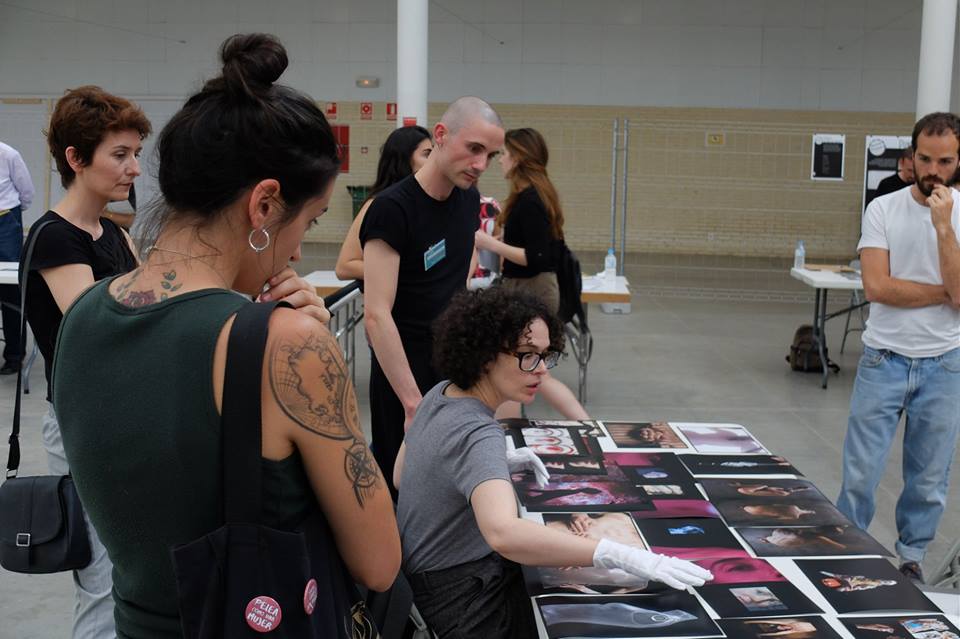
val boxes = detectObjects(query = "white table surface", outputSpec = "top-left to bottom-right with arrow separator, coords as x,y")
790,266 -> 863,291
469,273 -> 631,303
303,270 -> 353,295
0,261 -> 17,286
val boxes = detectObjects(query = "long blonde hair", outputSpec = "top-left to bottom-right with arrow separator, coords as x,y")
499,128 -> 564,240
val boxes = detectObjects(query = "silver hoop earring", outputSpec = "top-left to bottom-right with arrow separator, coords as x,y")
248,228 -> 270,253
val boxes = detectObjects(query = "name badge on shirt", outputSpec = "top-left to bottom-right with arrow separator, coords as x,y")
423,239 -> 446,271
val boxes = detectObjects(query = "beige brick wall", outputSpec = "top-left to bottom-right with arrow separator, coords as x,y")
308,102 -> 914,261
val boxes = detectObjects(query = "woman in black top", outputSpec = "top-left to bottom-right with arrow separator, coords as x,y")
474,127 -> 588,421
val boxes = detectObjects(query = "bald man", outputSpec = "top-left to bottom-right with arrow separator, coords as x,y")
361,97 -> 505,496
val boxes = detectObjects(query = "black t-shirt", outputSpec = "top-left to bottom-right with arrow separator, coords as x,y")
22,210 -> 136,400
359,175 -> 479,342
502,186 -> 558,279
875,173 -> 911,198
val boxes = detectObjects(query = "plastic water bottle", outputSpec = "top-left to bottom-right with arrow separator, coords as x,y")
604,248 -> 617,282
794,240 -> 806,270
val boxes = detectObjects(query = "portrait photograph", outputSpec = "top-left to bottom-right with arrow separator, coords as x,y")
674,423 -> 769,454
536,592 -> 722,638
718,616 -> 843,639
795,558 -> 939,614
602,421 -> 689,450
699,478 -> 825,502
738,525 -> 893,558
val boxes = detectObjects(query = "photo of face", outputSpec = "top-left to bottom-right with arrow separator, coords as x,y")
700,478 -> 822,501
718,616 -> 843,639
694,557 -> 786,585
841,615 -> 960,639
517,480 -> 653,513
536,592 -> 721,639
739,526 -> 893,558
795,558 -> 938,615
603,421 -> 688,449
532,513 -> 650,595
732,586 -> 789,612
674,423 -> 769,454
715,499 -> 850,527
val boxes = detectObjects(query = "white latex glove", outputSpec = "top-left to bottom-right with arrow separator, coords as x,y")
506,447 -> 550,487
592,538 -> 713,590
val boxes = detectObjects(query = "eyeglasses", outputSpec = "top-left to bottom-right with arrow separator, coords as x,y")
509,350 -> 560,372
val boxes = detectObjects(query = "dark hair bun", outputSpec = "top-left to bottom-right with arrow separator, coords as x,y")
219,33 -> 288,97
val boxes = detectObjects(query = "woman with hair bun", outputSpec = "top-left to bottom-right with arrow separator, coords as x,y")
474,127 -> 588,421
51,34 -> 400,638
335,125 -> 432,280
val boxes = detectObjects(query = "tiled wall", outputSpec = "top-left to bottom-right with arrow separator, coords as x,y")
311,102 -> 914,261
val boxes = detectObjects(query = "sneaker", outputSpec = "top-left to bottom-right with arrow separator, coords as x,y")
899,561 -> 924,584
0,361 -> 19,375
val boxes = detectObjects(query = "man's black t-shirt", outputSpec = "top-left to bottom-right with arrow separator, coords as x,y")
875,173 -> 911,198
502,186 -> 558,279
22,210 -> 136,400
360,175 -> 479,343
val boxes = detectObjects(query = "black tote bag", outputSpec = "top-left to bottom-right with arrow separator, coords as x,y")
170,301 -> 376,638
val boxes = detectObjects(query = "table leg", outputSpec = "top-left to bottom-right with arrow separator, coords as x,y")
579,304 -> 589,404
814,289 -> 830,389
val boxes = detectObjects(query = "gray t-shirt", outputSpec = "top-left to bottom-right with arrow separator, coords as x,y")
398,381 -> 511,574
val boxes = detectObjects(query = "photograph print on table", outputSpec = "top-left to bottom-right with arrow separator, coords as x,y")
511,426 -> 591,457
535,592 -> 722,639
795,558 -> 939,614
525,513 -> 650,595
673,423 -> 769,454
699,478 -> 825,502
678,454 -> 801,476
718,616 -> 843,639
516,480 -> 654,513
603,452 -> 694,484
602,421 -> 689,449
693,557 -> 786,584
738,525 -> 892,558
695,580 -> 823,618
633,517 -> 749,560
630,499 -> 721,520
841,615 -> 960,639
714,498 -> 850,527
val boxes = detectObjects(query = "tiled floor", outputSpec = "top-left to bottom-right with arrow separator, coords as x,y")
2,257 -> 958,637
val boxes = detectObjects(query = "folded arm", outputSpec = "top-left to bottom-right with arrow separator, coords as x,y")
860,247 -> 951,308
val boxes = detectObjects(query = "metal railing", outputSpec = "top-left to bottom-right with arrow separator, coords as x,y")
323,281 -> 364,387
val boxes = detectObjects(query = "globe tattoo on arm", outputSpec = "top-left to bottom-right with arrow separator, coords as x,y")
269,331 -> 381,507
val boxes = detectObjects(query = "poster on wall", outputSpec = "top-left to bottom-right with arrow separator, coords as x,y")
811,134 -> 845,181
863,135 -> 912,213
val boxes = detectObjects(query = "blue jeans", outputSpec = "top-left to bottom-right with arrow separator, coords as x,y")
838,345 -> 960,564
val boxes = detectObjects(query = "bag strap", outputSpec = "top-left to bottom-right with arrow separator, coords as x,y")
6,219 -> 56,478
220,300 -> 289,524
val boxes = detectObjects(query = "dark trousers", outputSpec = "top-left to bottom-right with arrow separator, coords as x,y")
0,205 -> 23,364
369,340 -> 440,500
408,553 -> 538,639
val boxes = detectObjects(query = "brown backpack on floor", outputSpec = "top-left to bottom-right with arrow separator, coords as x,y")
787,324 -> 839,373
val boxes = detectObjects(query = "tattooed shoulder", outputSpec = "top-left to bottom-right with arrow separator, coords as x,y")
114,267 -> 183,307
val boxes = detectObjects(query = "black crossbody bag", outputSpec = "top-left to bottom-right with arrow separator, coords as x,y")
0,219 -> 92,573
171,301 -> 377,638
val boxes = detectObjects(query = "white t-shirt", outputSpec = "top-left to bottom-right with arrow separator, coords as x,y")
858,186 -> 960,358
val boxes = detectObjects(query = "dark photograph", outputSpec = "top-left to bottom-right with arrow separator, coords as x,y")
541,457 -> 608,476
634,518 -> 749,560
718,616 -> 843,639
795,558 -> 939,614
525,513 -> 650,595
674,423 -> 769,454
693,557 -> 786,585
630,499 -> 721,520
678,454 -> 802,476
511,426 -> 590,457
603,452 -> 694,484
536,592 -> 722,638
517,480 -> 654,513
696,580 -> 822,618
738,526 -> 893,558
699,478 -> 825,502
841,615 -> 960,639
715,498 -> 850,527
602,421 -> 689,449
